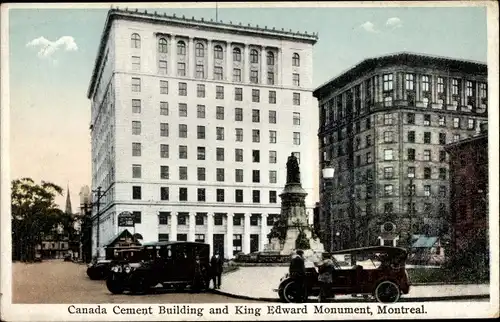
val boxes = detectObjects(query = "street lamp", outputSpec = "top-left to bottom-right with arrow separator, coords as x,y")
407,171 -> 415,248
335,231 -> 341,250
322,165 -> 335,252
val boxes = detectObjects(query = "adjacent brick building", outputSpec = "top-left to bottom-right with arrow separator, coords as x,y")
313,52 -> 488,251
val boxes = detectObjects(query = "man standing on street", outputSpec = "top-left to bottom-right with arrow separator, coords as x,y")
210,252 -> 223,289
289,249 -> 307,302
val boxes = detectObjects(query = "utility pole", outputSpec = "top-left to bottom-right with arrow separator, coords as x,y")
94,186 -> 102,258
216,2 -> 218,22
407,174 -> 415,248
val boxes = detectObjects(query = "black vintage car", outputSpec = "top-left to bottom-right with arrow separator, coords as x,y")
86,247 -> 142,280
106,241 -> 211,295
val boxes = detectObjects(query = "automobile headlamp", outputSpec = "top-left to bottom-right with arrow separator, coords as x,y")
124,265 -> 132,274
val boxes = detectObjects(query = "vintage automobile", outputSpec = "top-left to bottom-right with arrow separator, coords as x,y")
276,246 -> 411,303
86,247 -> 142,280
105,241 -> 211,295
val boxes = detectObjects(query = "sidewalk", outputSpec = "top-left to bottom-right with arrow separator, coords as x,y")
217,267 -> 490,302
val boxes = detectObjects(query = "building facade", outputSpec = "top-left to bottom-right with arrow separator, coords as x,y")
313,53 -> 488,251
87,8 -> 319,258
445,131 -> 488,260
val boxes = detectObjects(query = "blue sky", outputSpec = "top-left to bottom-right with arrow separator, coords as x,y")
8,4 -> 488,210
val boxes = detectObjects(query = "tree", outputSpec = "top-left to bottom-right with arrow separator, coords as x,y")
11,178 -> 64,262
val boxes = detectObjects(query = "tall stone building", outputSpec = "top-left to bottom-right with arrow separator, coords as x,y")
87,8 -> 319,258
313,52 -> 488,251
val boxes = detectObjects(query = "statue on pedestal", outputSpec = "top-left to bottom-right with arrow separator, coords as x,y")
286,153 -> 301,184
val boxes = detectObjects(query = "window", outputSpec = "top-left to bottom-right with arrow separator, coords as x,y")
216,106 -> 224,120
383,74 -> 393,91
366,118 -> 371,129
252,129 -> 260,143
384,149 -> 393,161
405,74 -> 414,90
292,53 -> 300,66
422,75 -> 430,92
439,186 -> 447,197
466,81 -> 473,97
158,60 -> 168,75
424,167 -> 431,179
439,133 -> 446,145
453,117 -> 460,128
384,167 -> 394,179
252,170 -> 260,183
269,130 -> 277,144
216,189 -> 225,202
252,190 -> 260,203
366,152 -> 372,164
131,33 -> 141,48
132,56 -> 141,71
216,127 -> 224,140
133,211 -> 142,224
197,125 -> 205,139
177,41 -> 186,55
196,84 -> 205,98
437,77 -> 444,93
216,147 -> 224,161
158,233 -> 169,242
160,166 -> 169,179
196,64 -> 204,79
267,72 -> 275,85
235,128 -> 243,142
407,113 -> 415,124
453,134 -> 460,142
252,109 -> 260,122
407,148 -> 415,161
214,67 -> 224,80
439,115 -> 446,126
132,164 -> 141,178
252,89 -> 260,102
293,73 -> 300,87
179,145 -> 188,159
179,124 -> 188,138
233,47 -> 241,61
132,99 -> 141,113
235,169 -> 243,182
197,167 -> 206,181
268,110 -> 277,124
424,150 -> 431,161
293,93 -> 301,105
252,150 -> 260,163
269,91 -> 276,104
132,142 -> 141,156
439,150 -> 446,162
214,45 -> 223,59
383,131 -> 393,143
178,82 -> 187,96
480,83 -> 488,98
384,96 -> 393,107
424,132 -> 431,144
468,119 -> 475,129
384,185 -> 393,196
159,212 -> 169,225
422,97 -> 429,107
250,49 -> 259,63
233,68 -> 241,82
178,166 -> 187,180
195,43 -> 204,57
250,70 -> 259,84
269,191 -> 277,203
160,102 -> 169,116
197,147 -> 206,160
194,234 -> 205,243
177,214 -> 187,226
235,148 -> 243,162
424,115 -> 431,126
197,105 -> 205,118
132,78 -> 141,92
235,88 -> 243,101
452,79 -> 459,95
384,203 -> 394,214
216,168 -> 225,182
160,144 -> 169,158
269,170 -> 277,184
293,132 -> 301,145
407,166 -> 415,178
265,51 -> 275,65
407,131 -> 415,143
269,151 -> 277,164
366,135 -> 372,147
384,113 -> 393,125
179,187 -> 188,201
439,168 -> 447,180
235,108 -> 243,121
160,80 -> 168,94
132,121 -> 141,135
424,185 -> 431,197
195,214 -> 204,225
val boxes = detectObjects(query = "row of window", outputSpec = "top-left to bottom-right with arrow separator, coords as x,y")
381,184 -> 448,197
156,212 -> 278,226
132,33 -> 301,66
131,186 -> 278,203
382,166 -> 448,180
381,201 -> 447,215
130,78 -> 302,105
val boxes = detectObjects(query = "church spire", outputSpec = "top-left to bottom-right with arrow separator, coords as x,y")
65,184 -> 72,214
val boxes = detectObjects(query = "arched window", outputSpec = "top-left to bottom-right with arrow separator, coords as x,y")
292,53 -> 300,67
267,51 -> 275,66
131,33 -> 141,49
233,47 -> 241,62
250,49 -> 259,63
158,38 -> 168,53
214,45 -> 223,60
177,41 -> 186,55
195,43 -> 205,57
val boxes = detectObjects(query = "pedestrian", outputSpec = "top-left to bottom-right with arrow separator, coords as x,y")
289,249 -> 307,302
192,254 -> 206,291
315,253 -> 335,303
210,252 -> 223,289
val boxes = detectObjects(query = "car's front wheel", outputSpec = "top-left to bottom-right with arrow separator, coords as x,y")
106,276 -> 124,294
374,281 -> 401,303
281,280 -> 306,303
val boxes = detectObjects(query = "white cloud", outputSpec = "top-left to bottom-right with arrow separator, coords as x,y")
386,17 -> 403,29
26,36 -> 78,58
360,21 -> 378,33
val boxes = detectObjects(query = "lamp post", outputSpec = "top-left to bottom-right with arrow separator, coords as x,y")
335,231 -> 341,251
322,165 -> 335,252
407,172 -> 415,248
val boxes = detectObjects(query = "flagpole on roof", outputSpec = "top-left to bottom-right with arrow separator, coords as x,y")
216,2 -> 218,22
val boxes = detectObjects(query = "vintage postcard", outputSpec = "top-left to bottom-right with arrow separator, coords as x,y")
1,1 -> 498,321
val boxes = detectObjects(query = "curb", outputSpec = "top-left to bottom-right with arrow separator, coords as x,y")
410,282 -> 489,286
212,290 -> 490,303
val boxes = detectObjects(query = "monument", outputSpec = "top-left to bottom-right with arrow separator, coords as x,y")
267,153 -> 325,257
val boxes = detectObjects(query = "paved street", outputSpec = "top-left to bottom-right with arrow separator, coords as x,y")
12,260 -> 258,304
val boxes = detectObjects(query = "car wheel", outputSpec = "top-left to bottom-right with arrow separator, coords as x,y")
131,276 -> 149,295
106,277 -> 125,294
87,270 -> 98,280
282,280 -> 303,303
278,288 -> 286,302
374,281 -> 401,303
